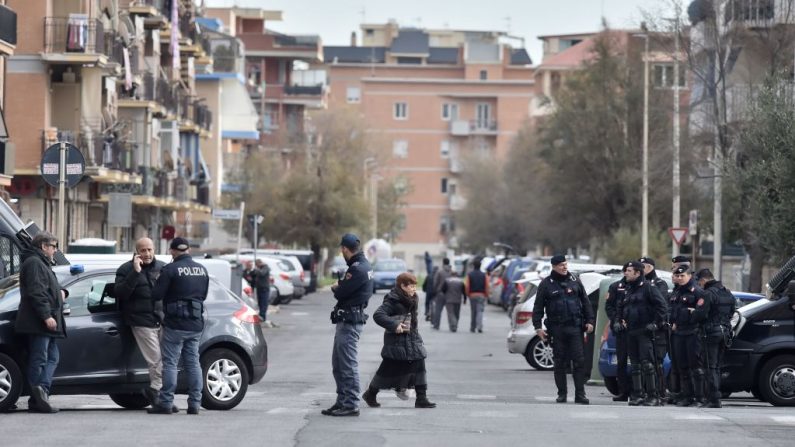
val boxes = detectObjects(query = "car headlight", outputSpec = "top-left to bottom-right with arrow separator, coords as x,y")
731,310 -> 745,336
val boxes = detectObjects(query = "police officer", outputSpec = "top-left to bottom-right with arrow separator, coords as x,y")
532,255 -> 595,404
667,254 -> 690,403
604,262 -> 631,401
148,237 -> 209,415
639,256 -> 670,398
322,233 -> 374,417
616,261 -> 667,406
669,264 -> 707,407
694,268 -> 735,408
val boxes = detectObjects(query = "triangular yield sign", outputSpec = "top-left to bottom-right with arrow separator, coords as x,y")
668,227 -> 689,245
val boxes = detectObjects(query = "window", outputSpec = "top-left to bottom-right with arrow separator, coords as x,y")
653,64 -> 687,88
440,215 -> 455,233
365,28 -> 374,37
397,57 -> 422,65
393,140 -> 408,158
346,86 -> 361,103
441,103 -> 459,121
440,140 -> 450,158
479,70 -> 488,80
65,274 -> 116,317
393,102 -> 408,120
441,177 -> 448,194
394,176 -> 409,194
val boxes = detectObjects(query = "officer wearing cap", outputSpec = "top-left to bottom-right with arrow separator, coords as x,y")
639,256 -> 671,399
671,255 -> 691,270
615,261 -> 667,406
604,262 -> 631,401
532,255 -> 595,404
147,237 -> 209,415
322,233 -> 374,417
693,268 -> 735,408
669,264 -> 707,407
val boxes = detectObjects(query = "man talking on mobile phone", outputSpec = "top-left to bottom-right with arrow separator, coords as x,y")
114,237 -> 167,409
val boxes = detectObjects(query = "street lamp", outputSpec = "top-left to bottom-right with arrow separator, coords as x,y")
636,22 -> 650,256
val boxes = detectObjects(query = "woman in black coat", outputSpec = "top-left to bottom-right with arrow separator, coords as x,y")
362,272 -> 436,409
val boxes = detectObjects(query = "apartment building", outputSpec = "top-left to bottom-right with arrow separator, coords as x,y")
5,0 -> 212,252
0,1 -> 16,193
322,21 -> 534,265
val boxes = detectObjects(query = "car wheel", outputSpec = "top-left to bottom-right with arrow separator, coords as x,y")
109,393 -> 150,409
201,348 -> 250,410
604,376 -> 620,396
271,291 -> 281,306
525,337 -> 554,371
758,354 -> 795,406
280,293 -> 292,305
0,353 -> 22,412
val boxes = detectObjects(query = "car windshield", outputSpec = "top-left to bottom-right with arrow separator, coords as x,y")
375,261 -> 405,272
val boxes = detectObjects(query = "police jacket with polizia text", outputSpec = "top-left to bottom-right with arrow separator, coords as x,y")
669,278 -> 706,335
333,251 -> 373,309
152,254 -> 209,332
695,279 -> 736,336
532,271 -> 595,329
616,277 -> 667,331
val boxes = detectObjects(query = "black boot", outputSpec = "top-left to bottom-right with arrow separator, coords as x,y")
572,363 -> 588,404
554,368 -> 567,403
675,370 -> 695,407
415,385 -> 436,408
628,369 -> 645,406
692,368 -> 706,407
641,363 -> 661,406
362,387 -> 380,408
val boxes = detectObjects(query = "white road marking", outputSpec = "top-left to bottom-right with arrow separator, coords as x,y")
571,411 -> 620,419
267,407 -> 310,415
771,416 -> 795,425
470,411 -> 520,418
74,405 -> 119,410
535,396 -> 557,402
291,312 -> 309,316
300,392 -> 337,397
672,413 -> 724,421
457,394 -> 497,400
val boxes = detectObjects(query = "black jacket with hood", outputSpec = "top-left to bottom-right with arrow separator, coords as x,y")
373,287 -> 428,361
15,247 -> 67,338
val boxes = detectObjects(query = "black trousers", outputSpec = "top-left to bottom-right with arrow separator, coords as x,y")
549,324 -> 586,397
704,335 -> 725,401
627,329 -> 655,365
672,332 -> 703,399
614,330 -> 630,394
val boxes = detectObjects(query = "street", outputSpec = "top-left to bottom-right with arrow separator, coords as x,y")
0,290 -> 792,447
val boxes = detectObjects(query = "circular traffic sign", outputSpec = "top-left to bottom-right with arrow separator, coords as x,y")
40,142 -> 86,188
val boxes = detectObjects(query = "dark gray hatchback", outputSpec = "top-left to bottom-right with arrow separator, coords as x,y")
0,265 -> 267,412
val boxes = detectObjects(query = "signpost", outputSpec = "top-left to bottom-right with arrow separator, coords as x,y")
668,227 -> 689,246
212,208 -> 242,220
41,142 -> 85,252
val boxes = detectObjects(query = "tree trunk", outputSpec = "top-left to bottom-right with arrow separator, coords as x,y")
748,242 -> 765,293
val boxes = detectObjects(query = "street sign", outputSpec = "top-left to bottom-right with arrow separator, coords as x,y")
668,227 -> 689,246
689,209 -> 698,235
40,142 -> 85,188
213,208 -> 242,220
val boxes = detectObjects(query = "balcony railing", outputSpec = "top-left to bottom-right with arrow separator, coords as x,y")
41,129 -> 137,173
284,85 -> 324,96
274,34 -> 320,47
194,103 -> 212,131
0,4 -> 17,46
470,119 -> 498,132
44,16 -> 105,55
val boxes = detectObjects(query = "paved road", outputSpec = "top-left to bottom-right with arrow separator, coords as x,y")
0,290 -> 792,446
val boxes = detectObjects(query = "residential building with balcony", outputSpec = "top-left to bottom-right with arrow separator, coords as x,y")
0,1 -> 17,192
322,22 -> 534,265
6,0 -> 212,251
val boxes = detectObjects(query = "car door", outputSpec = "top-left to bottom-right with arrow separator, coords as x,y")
54,273 -> 129,385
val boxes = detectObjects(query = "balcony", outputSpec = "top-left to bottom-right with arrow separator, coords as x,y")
0,4 -> 17,54
118,71 -> 169,116
723,0 -> 784,28
238,32 -> 322,62
43,16 -> 108,65
122,0 -> 169,29
194,103 -> 212,132
449,119 -> 498,136
41,128 -> 140,183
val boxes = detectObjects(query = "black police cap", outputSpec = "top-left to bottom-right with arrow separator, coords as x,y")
672,255 -> 692,264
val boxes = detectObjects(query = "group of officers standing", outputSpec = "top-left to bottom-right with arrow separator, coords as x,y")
533,254 -> 736,407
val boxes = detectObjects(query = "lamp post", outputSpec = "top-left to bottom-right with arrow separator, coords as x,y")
671,15 -> 682,258
640,22 -> 650,256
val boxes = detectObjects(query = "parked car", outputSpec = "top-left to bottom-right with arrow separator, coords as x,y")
0,265 -> 267,412
329,256 -> 347,279
721,293 -> 795,406
372,258 -> 407,292
487,264 -> 508,306
240,249 -> 317,293
499,258 -> 537,310
222,254 -> 295,305
268,255 -> 306,299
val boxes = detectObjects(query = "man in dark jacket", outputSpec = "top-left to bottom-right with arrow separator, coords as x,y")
639,256 -> 671,398
323,233 -> 374,417
254,259 -> 271,324
532,255 -> 595,404
604,263 -> 631,401
694,268 -> 735,408
440,271 -> 466,332
465,259 -> 489,333
431,258 -> 452,330
114,237 -> 166,407
669,264 -> 707,407
147,237 -> 209,415
15,232 -> 67,413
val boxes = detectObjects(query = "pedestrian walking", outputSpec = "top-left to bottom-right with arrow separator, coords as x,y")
322,233 -> 374,417
465,259 -> 489,333
431,258 -> 452,330
423,266 -> 438,322
254,259 -> 272,326
694,268 -> 735,408
532,255 -> 594,404
147,238 -> 209,415
615,261 -> 667,406
639,256 -> 671,398
15,232 -> 67,413
114,237 -> 166,408
604,263 -> 631,401
362,272 -> 436,409
440,271 -> 465,332
669,264 -> 707,407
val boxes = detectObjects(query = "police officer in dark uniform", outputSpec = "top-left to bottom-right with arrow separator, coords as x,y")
615,261 -> 667,406
669,264 -> 707,407
666,254 -> 691,403
694,268 -> 735,408
147,237 -> 209,415
532,255 -> 595,404
639,256 -> 670,398
605,262 -> 631,401
322,233 -> 374,417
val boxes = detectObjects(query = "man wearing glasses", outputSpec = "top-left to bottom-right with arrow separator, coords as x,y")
15,232 -> 67,413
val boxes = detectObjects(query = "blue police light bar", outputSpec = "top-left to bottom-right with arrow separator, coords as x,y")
70,264 -> 85,275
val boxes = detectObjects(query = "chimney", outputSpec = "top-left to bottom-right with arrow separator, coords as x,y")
350,31 -> 357,47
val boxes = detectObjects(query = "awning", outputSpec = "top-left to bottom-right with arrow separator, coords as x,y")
0,104 -> 8,139
220,77 -> 259,141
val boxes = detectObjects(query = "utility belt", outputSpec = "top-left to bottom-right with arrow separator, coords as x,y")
330,305 -> 369,325
164,299 -> 204,321
703,324 -> 733,348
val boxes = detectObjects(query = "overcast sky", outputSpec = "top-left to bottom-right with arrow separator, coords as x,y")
205,0 -> 668,63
